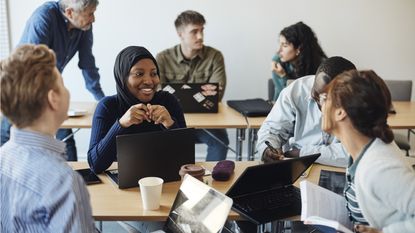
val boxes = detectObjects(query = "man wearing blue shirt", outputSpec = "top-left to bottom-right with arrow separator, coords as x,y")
0,0 -> 104,161
257,57 -> 356,167
0,44 -> 95,233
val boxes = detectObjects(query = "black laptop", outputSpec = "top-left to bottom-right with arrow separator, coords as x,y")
226,154 -> 320,224
162,83 -> 219,113
109,128 -> 195,189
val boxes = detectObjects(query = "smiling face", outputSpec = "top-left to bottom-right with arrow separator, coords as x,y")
278,35 -> 300,62
126,58 -> 159,103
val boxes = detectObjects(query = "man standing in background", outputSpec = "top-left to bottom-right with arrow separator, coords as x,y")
157,10 -> 229,161
0,0 -> 105,161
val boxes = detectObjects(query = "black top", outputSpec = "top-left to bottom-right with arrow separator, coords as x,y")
87,92 -> 186,173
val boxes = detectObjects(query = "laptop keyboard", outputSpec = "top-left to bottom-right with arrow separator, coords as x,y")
233,186 -> 300,212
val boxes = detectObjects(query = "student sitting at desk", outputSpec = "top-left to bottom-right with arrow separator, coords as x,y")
321,70 -> 415,233
156,10 -> 229,161
270,21 -> 327,101
257,56 -> 356,167
88,46 -> 186,174
1,44 -> 95,232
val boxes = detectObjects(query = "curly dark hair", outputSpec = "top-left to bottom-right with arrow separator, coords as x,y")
280,21 -> 327,78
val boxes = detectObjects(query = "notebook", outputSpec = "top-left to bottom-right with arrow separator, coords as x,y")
109,128 -> 195,189
162,83 -> 219,113
226,154 -> 320,224
152,174 -> 233,233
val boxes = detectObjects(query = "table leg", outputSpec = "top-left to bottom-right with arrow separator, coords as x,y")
61,128 -> 81,142
236,128 -> 245,161
248,128 -> 258,161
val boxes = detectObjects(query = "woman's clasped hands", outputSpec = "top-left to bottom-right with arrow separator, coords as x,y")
119,103 -> 174,128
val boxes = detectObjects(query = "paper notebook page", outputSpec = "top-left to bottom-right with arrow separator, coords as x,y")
300,180 -> 353,229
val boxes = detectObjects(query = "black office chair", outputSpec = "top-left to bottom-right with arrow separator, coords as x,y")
385,80 -> 413,156
268,78 -> 294,102
268,78 -> 275,101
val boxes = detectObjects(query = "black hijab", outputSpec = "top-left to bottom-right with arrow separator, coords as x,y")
114,46 -> 160,114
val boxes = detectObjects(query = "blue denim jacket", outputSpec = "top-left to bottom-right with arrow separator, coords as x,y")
19,1 -> 104,100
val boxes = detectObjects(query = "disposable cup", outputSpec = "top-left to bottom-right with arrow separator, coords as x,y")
138,177 -> 164,210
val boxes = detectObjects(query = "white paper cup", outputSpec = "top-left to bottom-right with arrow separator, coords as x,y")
138,177 -> 164,210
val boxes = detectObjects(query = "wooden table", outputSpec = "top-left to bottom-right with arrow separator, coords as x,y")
184,104 -> 248,160
70,161 -> 259,221
70,161 -> 345,221
245,101 -> 415,160
61,101 -> 97,129
387,101 -> 415,129
62,102 -> 248,160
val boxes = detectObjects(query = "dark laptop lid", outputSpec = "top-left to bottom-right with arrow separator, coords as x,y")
116,128 -> 195,189
226,154 -> 320,197
162,83 -> 219,113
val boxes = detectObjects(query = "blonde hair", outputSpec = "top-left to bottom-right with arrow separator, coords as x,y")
1,44 -> 58,128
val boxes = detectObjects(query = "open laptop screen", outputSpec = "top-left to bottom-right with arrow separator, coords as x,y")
226,154 -> 320,197
163,175 -> 233,233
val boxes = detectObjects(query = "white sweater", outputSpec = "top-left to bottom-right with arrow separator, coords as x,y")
355,138 -> 415,233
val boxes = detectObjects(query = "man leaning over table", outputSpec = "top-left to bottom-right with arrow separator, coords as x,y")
0,44 -> 95,233
257,56 -> 356,167
156,10 -> 229,161
0,0 -> 105,161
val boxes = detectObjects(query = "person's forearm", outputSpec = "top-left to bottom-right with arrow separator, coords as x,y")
88,121 -> 123,173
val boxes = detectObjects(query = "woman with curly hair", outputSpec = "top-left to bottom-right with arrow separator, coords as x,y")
271,21 -> 327,100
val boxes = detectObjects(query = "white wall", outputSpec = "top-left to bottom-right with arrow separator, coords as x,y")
7,0 -> 415,158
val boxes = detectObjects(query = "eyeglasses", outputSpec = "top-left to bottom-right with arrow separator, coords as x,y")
318,93 -> 327,106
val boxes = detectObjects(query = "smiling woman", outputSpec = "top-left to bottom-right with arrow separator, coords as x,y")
126,58 -> 160,103
87,46 -> 187,174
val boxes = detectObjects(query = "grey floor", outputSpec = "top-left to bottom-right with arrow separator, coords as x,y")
96,221 -> 128,233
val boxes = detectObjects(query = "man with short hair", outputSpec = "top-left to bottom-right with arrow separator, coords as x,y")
156,10 -> 229,161
257,56 -> 357,167
0,0 -> 105,161
0,44 -> 95,232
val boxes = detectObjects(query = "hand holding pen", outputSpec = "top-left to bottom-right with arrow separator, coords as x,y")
262,141 -> 285,163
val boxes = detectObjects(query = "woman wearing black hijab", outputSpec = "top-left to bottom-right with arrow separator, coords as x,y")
88,46 -> 186,173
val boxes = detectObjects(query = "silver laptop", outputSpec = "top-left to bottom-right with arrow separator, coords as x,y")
153,174 -> 233,233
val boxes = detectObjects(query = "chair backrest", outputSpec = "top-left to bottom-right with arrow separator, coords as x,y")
268,78 -> 295,101
268,78 -> 274,101
384,80 -> 413,101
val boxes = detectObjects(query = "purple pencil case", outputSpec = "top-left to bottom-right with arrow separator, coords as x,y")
212,160 -> 235,181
